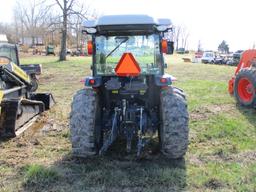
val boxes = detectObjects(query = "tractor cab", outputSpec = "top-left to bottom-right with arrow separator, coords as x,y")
0,43 -> 42,92
84,15 -> 174,78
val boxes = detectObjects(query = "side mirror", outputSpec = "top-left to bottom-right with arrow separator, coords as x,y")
161,39 -> 168,54
87,40 -> 93,55
164,63 -> 168,68
168,41 -> 174,54
161,40 -> 174,54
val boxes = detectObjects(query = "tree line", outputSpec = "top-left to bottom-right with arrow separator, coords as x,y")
0,0 -> 97,61
0,0 -> 191,60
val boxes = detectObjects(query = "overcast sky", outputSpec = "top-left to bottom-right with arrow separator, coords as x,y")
1,0 -> 256,51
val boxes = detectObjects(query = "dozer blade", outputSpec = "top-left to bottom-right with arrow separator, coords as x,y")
0,93 -> 55,138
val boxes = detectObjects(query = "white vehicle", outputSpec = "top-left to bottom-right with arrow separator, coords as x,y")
201,51 -> 215,64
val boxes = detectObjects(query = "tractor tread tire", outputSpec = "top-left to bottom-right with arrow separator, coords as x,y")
234,68 -> 256,107
30,76 -> 39,92
160,87 -> 189,159
70,88 -> 97,158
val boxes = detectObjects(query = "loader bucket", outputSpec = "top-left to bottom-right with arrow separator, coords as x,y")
0,99 -> 45,138
30,93 -> 55,110
0,93 -> 55,138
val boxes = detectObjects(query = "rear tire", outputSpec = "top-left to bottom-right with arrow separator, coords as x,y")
30,75 -> 38,92
234,68 -> 256,107
70,88 -> 100,157
160,87 -> 189,159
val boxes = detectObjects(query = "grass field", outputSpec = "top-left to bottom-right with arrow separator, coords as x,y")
0,55 -> 255,192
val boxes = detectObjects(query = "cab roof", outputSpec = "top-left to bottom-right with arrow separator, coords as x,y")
84,14 -> 172,28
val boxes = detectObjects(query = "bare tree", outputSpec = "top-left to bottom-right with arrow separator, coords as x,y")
182,32 -> 189,50
54,0 -> 89,61
174,25 -> 190,51
11,0 -> 94,58
71,8 -> 98,50
0,23 -> 16,43
73,15 -> 82,49
197,40 -> 202,52
174,26 -> 181,51
13,5 -> 25,44
184,34 -> 189,50
180,26 -> 189,49
14,0 -> 52,45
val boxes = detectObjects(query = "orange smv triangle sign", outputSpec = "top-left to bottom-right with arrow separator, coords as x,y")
115,53 -> 141,77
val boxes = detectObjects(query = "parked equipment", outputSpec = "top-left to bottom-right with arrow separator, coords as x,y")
176,48 -> 189,54
71,49 -> 82,56
233,50 -> 244,64
46,45 -> 55,56
70,15 -> 189,158
0,43 -> 54,138
228,49 -> 256,107
201,51 -> 215,64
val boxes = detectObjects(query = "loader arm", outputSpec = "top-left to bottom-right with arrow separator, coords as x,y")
234,50 -> 256,75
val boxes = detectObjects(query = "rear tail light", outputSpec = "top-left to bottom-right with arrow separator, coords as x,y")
84,77 -> 102,87
87,41 -> 93,55
161,40 -> 168,54
155,75 -> 175,86
160,78 -> 167,83
89,79 -> 95,85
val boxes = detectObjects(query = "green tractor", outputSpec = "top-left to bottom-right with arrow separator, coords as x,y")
70,15 -> 189,158
46,44 -> 55,56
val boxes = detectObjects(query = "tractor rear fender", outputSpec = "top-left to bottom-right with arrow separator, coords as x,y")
84,76 -> 102,87
154,74 -> 176,87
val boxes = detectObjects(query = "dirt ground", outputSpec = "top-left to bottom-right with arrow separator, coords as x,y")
0,55 -> 255,192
